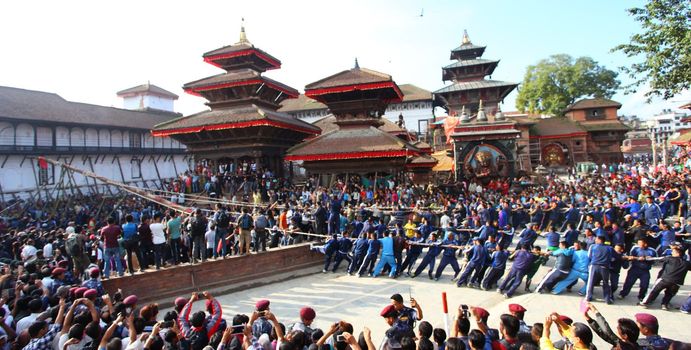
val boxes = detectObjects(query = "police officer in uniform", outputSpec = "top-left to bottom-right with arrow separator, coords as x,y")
390,293 -> 423,329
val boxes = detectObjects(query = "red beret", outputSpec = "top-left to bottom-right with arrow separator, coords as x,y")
69,287 -> 78,296
89,235 -> 96,240
559,315 -> 573,325
255,299 -> 270,311
83,289 -> 98,298
474,307 -> 489,319
300,307 -> 316,321
174,297 -> 188,308
508,304 -> 526,313
89,268 -> 100,278
635,313 -> 658,327
380,304 -> 397,317
75,287 -> 87,298
57,260 -> 69,268
51,267 -> 66,276
123,295 -> 138,306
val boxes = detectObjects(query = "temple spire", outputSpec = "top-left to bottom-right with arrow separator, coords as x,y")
476,100 -> 487,122
354,57 -> 360,69
237,18 -> 250,45
462,29 -> 471,45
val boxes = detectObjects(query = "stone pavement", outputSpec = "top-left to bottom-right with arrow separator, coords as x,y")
170,257 -> 691,347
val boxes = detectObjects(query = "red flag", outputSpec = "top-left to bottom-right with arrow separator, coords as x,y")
443,116 -> 459,144
38,157 -> 48,170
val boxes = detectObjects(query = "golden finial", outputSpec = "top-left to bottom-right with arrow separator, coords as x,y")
476,100 -> 487,122
462,29 -> 471,45
237,17 -> 250,45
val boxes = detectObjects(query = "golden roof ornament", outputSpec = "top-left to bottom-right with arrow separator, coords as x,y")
462,29 -> 471,45
236,18 -> 251,45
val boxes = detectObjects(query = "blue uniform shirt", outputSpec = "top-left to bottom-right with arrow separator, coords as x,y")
380,236 -> 394,256
659,230 -> 675,247
588,243 -> 613,266
518,228 -> 537,246
545,231 -> 560,248
337,237 -> 353,254
629,246 -> 657,270
571,250 -> 591,272
366,239 -> 381,255
425,239 -> 443,257
512,250 -> 535,270
491,250 -> 510,269
409,236 -> 424,255
441,238 -> 459,257
468,244 -> 488,265
353,237 -> 369,254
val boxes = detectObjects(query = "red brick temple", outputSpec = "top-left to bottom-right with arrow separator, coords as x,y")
285,62 -> 434,176
152,23 -> 319,176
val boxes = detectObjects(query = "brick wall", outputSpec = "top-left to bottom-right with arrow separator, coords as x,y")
101,244 -> 322,304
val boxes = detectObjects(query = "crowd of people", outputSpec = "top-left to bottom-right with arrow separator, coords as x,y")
1,147 -> 691,349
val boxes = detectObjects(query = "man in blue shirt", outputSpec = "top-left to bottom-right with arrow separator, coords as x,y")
651,223 -> 676,255
347,232 -> 369,275
535,241 -> 573,293
481,244 -> 509,290
412,233 -> 442,279
357,231 -> 380,277
433,232 -> 462,281
498,243 -> 535,297
564,223 -> 580,247
618,238 -> 657,302
517,223 -> 538,249
373,231 -> 397,278
400,231 -> 424,276
641,196 -> 662,226
552,241 -> 590,295
331,231 -> 353,273
585,235 -> 614,303
121,214 -> 142,275
457,237 -> 488,287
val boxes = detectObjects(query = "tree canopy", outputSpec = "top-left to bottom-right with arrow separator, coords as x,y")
613,0 -> 690,101
515,54 -> 620,116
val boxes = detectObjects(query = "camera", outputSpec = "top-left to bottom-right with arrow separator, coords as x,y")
459,304 -> 469,318
336,335 -> 345,343
161,321 -> 175,328
257,310 -> 267,316
196,292 -> 204,299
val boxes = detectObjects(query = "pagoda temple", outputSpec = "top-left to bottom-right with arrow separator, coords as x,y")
428,31 -> 522,181
285,62 -> 433,176
152,23 -> 319,176
434,30 -> 517,115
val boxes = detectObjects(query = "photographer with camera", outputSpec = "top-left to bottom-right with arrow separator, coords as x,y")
178,291 -> 222,350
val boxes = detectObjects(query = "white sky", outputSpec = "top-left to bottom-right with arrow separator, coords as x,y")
1,0 -> 688,119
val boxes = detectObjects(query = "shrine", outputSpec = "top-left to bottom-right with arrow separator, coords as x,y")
285,61 -> 433,176
151,23 -> 320,176
433,31 -> 521,181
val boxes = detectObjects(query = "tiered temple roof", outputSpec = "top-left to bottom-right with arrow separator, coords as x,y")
152,22 -> 318,165
434,30 -> 517,115
286,62 -> 432,173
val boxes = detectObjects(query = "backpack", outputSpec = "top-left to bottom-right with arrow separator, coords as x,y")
239,214 -> 253,230
216,211 -> 230,229
65,236 -> 83,256
191,217 -> 207,237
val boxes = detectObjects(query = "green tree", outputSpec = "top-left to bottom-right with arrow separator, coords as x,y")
613,0 -> 691,100
515,54 -> 620,116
